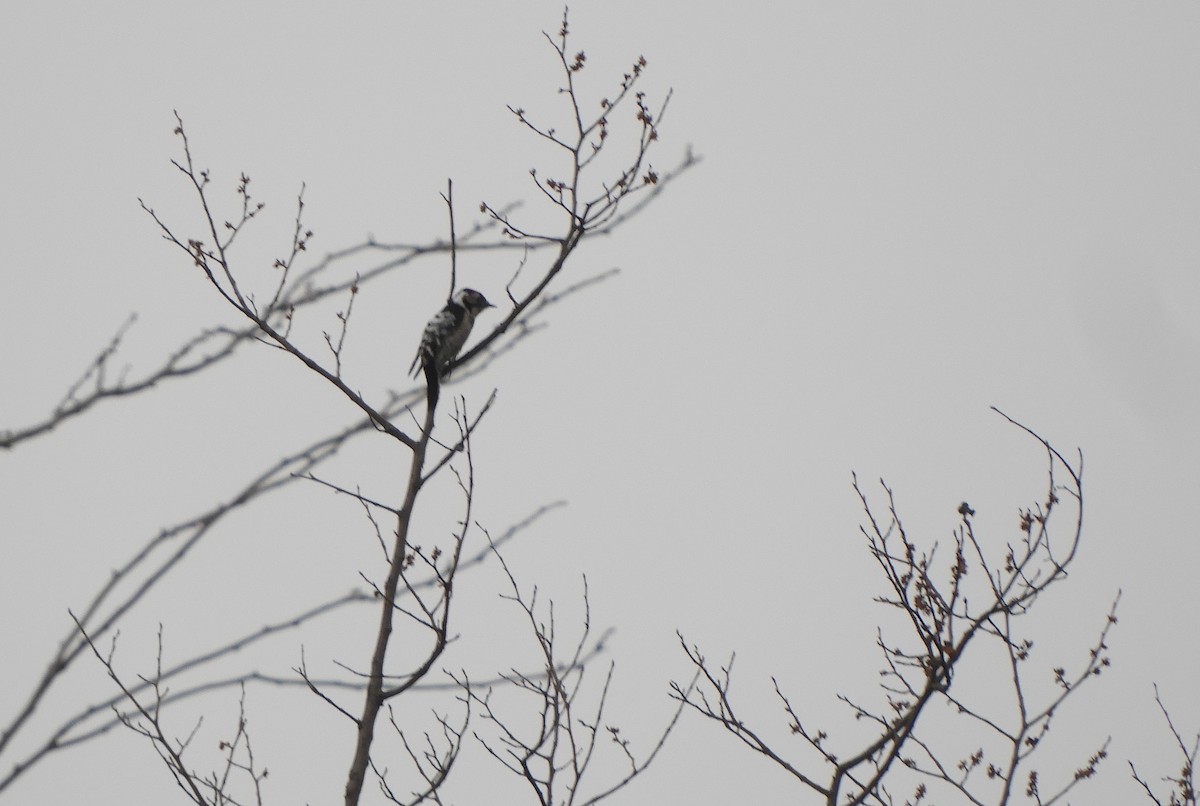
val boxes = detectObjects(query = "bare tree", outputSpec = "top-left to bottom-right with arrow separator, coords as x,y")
1,10 -> 695,805
8,10 -> 1187,806
672,410 -> 1118,805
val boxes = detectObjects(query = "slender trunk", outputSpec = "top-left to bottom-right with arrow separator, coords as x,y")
343,398 -> 436,806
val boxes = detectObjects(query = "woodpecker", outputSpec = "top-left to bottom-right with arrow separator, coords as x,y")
409,288 -> 495,384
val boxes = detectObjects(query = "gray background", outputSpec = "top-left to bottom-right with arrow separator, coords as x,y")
2,2 -> 1197,803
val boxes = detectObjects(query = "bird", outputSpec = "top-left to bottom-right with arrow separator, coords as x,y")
409,288 -> 495,386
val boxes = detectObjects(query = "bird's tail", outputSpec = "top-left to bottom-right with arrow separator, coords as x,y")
422,360 -> 440,410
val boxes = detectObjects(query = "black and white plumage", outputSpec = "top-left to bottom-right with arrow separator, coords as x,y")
408,288 -> 495,382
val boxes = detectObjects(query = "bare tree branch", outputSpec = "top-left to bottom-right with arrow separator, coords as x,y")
1130,685 -> 1198,806
673,413 -> 1114,806
465,534 -> 691,806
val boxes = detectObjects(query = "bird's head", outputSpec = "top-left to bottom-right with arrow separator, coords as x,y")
454,288 -> 495,314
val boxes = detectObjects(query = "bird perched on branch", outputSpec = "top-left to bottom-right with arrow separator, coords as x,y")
409,288 -> 494,405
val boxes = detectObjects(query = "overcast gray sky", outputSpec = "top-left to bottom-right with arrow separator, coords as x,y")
3,2 -> 1198,804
